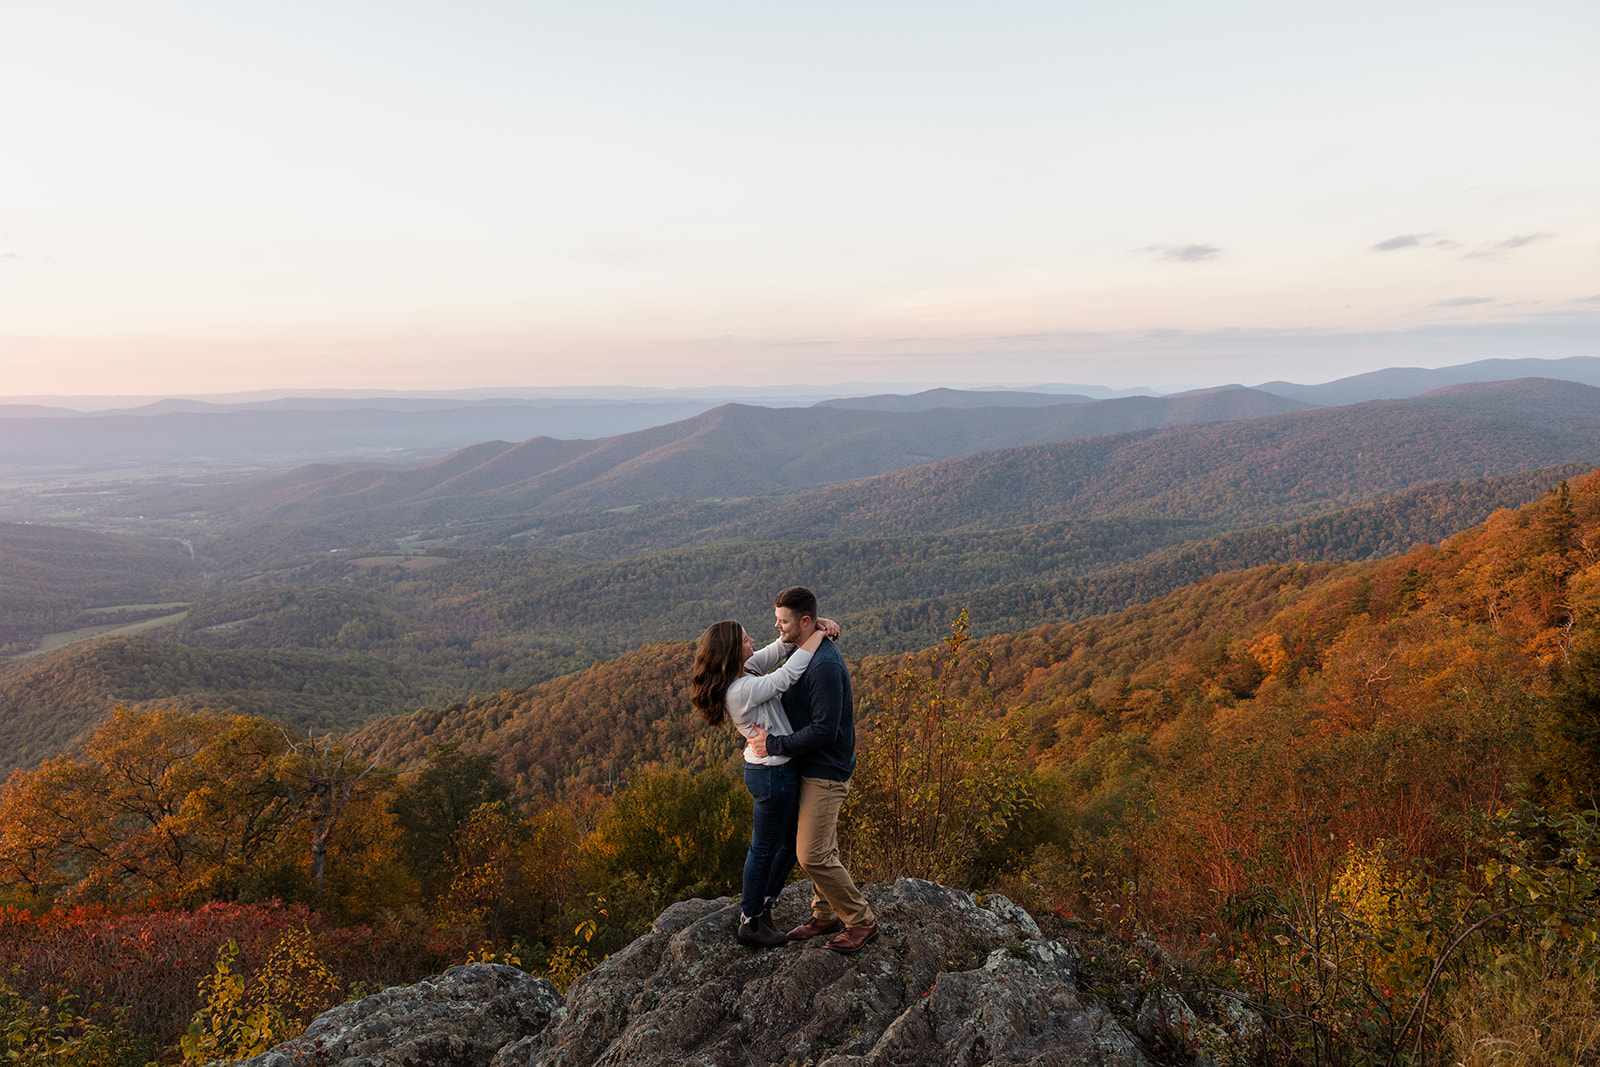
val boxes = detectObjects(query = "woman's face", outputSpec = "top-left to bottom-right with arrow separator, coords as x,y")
739,628 -> 755,664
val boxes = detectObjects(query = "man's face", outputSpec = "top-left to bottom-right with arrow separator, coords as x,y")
774,606 -> 813,645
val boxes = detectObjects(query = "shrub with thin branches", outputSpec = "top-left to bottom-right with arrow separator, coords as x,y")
844,610 -> 1034,886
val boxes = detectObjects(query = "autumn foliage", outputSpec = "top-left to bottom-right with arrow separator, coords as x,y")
3,473 -> 1600,1063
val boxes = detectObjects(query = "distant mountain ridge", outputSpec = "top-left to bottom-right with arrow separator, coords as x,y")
5,373 -> 1599,776
814,387 -> 1094,411
703,378 -> 1600,541
139,387 -> 1306,530
6,356 -> 1600,486
0,400 -> 728,474
1257,355 -> 1600,406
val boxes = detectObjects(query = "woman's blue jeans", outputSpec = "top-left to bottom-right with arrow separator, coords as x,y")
742,761 -> 800,919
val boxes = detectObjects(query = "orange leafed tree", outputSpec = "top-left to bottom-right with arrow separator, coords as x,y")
0,707 -> 387,909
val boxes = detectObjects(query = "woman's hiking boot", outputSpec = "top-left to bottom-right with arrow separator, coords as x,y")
756,910 -> 788,945
737,911 -> 788,948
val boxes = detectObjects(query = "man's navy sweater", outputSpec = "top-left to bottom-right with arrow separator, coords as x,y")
768,638 -> 855,781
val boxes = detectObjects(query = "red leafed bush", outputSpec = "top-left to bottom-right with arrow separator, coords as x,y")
0,901 -> 476,1044
319,906 -> 479,991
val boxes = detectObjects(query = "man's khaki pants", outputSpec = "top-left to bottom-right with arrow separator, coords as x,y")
796,776 -> 876,928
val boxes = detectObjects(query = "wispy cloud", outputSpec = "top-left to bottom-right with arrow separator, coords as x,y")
1140,243 -> 1221,263
995,331 -> 1100,343
1374,234 -> 1422,252
1372,233 -> 1459,253
1498,233 -> 1549,249
1428,296 -> 1495,307
1464,232 -> 1554,260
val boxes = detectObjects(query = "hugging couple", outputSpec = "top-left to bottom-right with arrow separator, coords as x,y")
689,586 -> 878,954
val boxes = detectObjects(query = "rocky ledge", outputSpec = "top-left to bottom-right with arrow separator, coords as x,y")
237,961 -> 561,1067
245,879 -> 1259,1067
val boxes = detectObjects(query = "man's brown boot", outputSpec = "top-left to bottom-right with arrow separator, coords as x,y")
786,916 -> 844,941
824,923 -> 879,954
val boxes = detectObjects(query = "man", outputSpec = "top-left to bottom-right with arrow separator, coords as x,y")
749,586 -> 878,953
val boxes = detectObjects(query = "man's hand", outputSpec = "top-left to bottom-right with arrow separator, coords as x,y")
749,725 -> 770,759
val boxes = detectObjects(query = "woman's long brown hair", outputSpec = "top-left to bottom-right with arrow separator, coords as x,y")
690,620 -> 745,726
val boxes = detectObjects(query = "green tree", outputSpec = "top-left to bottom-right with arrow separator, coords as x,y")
843,610 -> 1034,886
435,800 -> 530,951
391,742 -> 515,899
1528,639 -> 1600,811
582,767 -> 749,944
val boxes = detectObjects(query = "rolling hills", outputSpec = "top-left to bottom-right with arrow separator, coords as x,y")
1255,354 -> 1600,405
0,462 -> 1584,779
340,467 -> 1600,823
5,375 -> 1600,779
0,524 -> 202,655
111,378 -> 1600,555
8,367 -> 1600,1067
123,387 -> 1307,533
0,635 -> 437,778
704,379 -> 1600,542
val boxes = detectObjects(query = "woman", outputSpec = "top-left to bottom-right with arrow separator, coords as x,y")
690,617 -> 836,947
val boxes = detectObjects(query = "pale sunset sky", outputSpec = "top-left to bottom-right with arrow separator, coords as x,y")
2,1 -> 1596,398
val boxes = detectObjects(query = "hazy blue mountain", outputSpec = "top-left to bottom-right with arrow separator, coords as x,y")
1256,357 -> 1600,406
0,404 -> 82,418
814,388 -> 1094,411
128,387 -> 1305,530
703,378 -> 1600,541
0,399 -> 727,476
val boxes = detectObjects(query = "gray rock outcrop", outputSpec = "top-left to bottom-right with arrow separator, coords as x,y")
245,879 -> 1253,1066
496,878 -> 1150,1067
237,961 -> 561,1067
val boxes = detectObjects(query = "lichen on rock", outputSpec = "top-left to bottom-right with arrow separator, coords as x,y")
236,962 -> 561,1067
242,879 -> 1210,1067
499,878 -> 1148,1067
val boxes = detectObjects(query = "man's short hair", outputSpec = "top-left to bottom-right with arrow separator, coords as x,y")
774,586 -> 818,620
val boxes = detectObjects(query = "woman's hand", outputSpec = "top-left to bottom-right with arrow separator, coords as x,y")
798,617 -> 839,653
800,627 -> 830,653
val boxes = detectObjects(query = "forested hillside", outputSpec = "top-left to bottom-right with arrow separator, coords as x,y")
347,470 -> 1600,825
121,388 -> 1305,534
2,465 -> 1586,775
5,378 -> 1600,799
311,472 -> 1599,1067
709,379 -> 1600,541
1,465 -> 1578,775
343,640 -> 714,799
0,635 -> 442,777
3,459 -> 1599,1065
0,524 -> 200,655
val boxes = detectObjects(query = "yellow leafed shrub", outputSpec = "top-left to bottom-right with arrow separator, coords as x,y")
180,927 -> 341,1065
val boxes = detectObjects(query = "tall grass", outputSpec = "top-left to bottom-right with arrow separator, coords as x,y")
1442,950 -> 1600,1067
